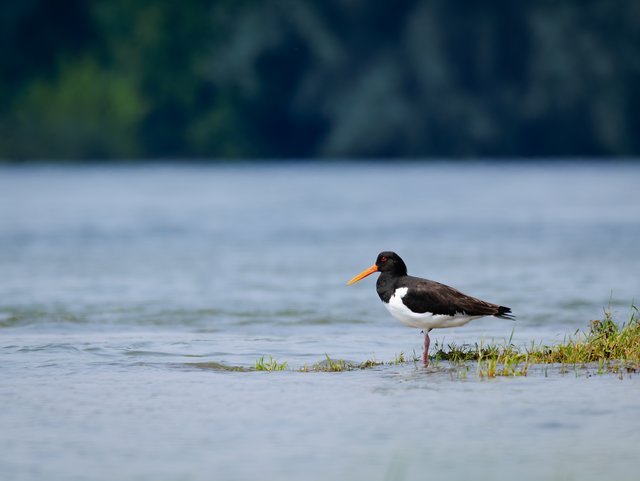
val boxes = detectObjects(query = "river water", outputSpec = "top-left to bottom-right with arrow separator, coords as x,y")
1,162 -> 639,480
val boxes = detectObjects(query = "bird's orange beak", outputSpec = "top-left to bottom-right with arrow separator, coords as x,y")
347,264 -> 378,285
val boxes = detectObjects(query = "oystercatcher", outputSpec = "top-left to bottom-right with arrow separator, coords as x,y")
347,251 -> 514,365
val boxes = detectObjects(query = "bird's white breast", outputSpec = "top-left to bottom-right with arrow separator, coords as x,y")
384,287 -> 481,330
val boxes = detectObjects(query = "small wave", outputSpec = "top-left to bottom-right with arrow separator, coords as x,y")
183,361 -> 248,372
123,349 -> 186,357
16,343 -> 81,353
0,307 -> 84,327
232,309 -> 373,326
0,305 -> 225,328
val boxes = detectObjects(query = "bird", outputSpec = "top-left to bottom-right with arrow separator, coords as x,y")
347,251 -> 514,365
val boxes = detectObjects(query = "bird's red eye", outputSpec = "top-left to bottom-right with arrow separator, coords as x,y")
381,256 -> 387,262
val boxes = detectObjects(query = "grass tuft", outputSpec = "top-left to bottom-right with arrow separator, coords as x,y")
432,307 -> 640,377
300,354 -> 385,372
254,355 -> 288,371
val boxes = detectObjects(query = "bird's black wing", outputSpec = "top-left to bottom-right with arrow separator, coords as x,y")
400,276 -> 513,318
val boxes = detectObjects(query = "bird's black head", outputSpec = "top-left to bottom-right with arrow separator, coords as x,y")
347,251 -> 407,285
375,251 -> 407,276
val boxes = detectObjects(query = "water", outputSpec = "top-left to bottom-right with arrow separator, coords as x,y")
1,162 -> 639,480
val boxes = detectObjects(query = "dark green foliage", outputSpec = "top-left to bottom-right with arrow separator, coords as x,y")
1,0 -> 639,160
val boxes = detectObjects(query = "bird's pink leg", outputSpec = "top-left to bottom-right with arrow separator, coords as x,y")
422,331 -> 431,366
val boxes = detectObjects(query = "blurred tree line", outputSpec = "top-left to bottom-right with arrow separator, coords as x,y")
1,0 -> 638,160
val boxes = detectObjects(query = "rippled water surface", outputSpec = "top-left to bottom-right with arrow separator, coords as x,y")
1,163 -> 639,480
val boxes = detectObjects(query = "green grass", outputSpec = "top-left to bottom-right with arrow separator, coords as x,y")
299,354 -> 386,372
431,306 -> 640,377
254,355 -> 288,371
253,307 -> 640,377
528,308 -> 640,365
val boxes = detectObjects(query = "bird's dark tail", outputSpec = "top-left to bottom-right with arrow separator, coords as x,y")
495,306 -> 515,320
